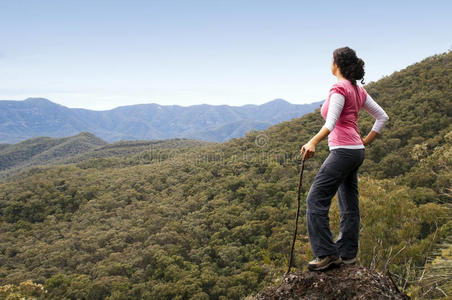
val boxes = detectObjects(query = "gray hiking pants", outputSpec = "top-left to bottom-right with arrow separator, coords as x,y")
306,148 -> 365,258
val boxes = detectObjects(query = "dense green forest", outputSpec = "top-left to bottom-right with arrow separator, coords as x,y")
0,51 -> 451,299
0,134 -> 212,180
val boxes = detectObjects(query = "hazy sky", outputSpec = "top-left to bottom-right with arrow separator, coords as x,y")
0,0 -> 451,110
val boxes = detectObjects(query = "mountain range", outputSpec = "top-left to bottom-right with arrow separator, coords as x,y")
0,98 -> 323,144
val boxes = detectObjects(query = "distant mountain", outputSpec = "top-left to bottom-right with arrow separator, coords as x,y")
0,98 -> 323,143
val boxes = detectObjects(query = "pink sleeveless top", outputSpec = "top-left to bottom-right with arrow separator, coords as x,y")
321,79 -> 367,147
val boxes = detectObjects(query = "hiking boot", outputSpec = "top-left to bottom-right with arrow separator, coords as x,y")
307,254 -> 342,271
341,256 -> 356,265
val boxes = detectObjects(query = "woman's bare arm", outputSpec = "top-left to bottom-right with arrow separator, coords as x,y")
361,130 -> 379,146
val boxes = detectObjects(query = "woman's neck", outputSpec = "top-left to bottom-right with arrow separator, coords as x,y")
336,74 -> 347,81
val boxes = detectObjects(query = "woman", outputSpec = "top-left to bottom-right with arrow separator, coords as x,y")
300,47 -> 389,271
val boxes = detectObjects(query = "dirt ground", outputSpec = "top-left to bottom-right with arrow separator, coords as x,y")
250,264 -> 410,300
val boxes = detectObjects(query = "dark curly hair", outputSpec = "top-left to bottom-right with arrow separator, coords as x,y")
333,47 -> 365,85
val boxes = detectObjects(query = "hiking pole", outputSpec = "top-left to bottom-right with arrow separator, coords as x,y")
286,157 -> 306,275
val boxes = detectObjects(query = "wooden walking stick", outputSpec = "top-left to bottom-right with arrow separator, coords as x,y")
286,157 -> 306,275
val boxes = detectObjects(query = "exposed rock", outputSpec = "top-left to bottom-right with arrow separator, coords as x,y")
250,265 -> 410,300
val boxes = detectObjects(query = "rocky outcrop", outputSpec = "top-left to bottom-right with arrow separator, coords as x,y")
250,265 -> 410,300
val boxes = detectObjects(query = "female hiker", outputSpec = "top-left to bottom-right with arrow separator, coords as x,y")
300,46 -> 389,271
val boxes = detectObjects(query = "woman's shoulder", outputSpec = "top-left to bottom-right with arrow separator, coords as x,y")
358,85 -> 368,99
329,80 -> 348,96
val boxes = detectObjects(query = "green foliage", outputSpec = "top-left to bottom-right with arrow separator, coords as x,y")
409,232 -> 452,299
0,50 -> 450,299
0,135 -> 212,179
0,280 -> 46,299
0,132 -> 106,172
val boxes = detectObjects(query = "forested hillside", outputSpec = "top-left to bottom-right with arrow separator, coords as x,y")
0,134 -> 213,179
0,133 -> 107,173
0,51 -> 450,299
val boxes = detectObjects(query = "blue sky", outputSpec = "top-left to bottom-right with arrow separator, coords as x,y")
0,0 -> 450,110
